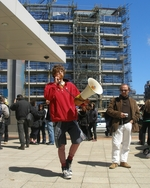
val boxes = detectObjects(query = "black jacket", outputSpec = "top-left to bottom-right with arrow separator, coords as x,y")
88,109 -> 97,123
32,109 -> 46,128
10,98 -> 31,120
78,110 -> 89,126
143,110 -> 150,121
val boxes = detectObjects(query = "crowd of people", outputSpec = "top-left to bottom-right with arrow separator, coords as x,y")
78,102 -> 98,141
1,65 -> 150,180
0,94 -> 55,149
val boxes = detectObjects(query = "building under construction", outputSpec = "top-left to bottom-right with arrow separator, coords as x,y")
0,0 -> 132,109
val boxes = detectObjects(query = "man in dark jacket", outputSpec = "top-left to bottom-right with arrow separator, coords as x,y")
107,84 -> 140,169
10,94 -> 31,150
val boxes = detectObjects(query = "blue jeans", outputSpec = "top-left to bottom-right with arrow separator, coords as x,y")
46,121 -> 54,144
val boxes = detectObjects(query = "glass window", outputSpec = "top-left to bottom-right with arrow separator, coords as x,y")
51,7 -> 73,20
25,62 -> 48,70
102,62 -> 122,71
25,73 -> 48,83
0,87 -> 7,96
29,10 -> 49,20
101,50 -> 121,58
0,60 -> 7,69
40,23 -> 49,31
100,26 -> 121,34
100,15 -> 121,23
25,87 -> 44,96
51,24 -> 72,32
102,75 -> 122,83
52,36 -> 73,44
0,74 -> 7,83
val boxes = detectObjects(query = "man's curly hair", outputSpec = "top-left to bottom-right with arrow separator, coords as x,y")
52,65 -> 65,78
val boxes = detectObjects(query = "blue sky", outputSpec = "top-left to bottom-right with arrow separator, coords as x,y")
29,0 -> 150,94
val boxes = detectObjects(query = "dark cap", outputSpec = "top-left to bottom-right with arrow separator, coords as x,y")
16,94 -> 23,100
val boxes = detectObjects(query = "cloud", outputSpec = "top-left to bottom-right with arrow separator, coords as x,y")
148,37 -> 150,46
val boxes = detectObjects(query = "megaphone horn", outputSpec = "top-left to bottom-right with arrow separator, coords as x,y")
80,78 -> 103,100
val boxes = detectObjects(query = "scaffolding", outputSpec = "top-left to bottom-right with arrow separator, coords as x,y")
17,1 -> 132,108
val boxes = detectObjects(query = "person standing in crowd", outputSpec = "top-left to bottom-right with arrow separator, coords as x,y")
37,103 -> 46,144
88,102 -> 98,141
10,94 -> 32,150
29,100 -> 38,144
78,104 -> 90,140
141,100 -> 150,146
44,65 -> 88,179
137,102 -> 145,145
45,100 -> 54,145
3,98 -> 10,144
107,84 -> 140,169
0,96 -> 9,150
29,101 -> 46,145
104,112 -> 112,137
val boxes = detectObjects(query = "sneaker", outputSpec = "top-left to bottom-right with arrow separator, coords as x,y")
66,159 -> 72,175
120,162 -> 131,168
62,169 -> 72,179
109,163 -> 118,169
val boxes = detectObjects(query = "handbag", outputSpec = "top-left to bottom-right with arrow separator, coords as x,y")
26,113 -> 34,127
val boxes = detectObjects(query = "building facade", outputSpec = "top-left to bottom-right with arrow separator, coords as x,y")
0,1 -> 132,109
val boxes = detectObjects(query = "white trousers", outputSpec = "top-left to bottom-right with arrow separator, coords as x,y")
111,122 -> 132,163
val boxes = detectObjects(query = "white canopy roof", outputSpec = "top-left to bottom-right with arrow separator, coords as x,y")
0,0 -> 66,63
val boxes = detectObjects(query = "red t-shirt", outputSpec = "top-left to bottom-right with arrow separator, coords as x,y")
44,81 -> 80,122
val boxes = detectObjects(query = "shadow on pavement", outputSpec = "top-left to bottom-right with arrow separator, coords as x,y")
134,152 -> 146,159
9,166 -> 61,177
2,145 -> 19,149
135,146 -> 146,150
78,161 -> 111,167
131,141 -> 141,145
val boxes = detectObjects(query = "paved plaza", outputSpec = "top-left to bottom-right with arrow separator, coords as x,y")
0,133 -> 150,188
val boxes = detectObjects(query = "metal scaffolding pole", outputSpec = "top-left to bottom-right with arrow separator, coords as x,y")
28,60 -> 30,102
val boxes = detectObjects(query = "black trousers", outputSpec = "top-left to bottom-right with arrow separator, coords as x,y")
4,125 -> 8,142
88,122 -> 97,140
80,125 -> 90,140
37,122 -> 46,143
141,122 -> 150,145
30,127 -> 39,140
0,122 -> 5,143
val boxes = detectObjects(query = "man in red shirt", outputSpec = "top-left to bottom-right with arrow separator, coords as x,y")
44,65 -> 88,179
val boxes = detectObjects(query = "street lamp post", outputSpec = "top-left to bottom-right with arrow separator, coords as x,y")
27,60 -> 30,102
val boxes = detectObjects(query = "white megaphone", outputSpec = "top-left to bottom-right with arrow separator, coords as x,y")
80,78 -> 103,100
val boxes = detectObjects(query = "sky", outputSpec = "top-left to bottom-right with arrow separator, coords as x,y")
29,0 -> 150,94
